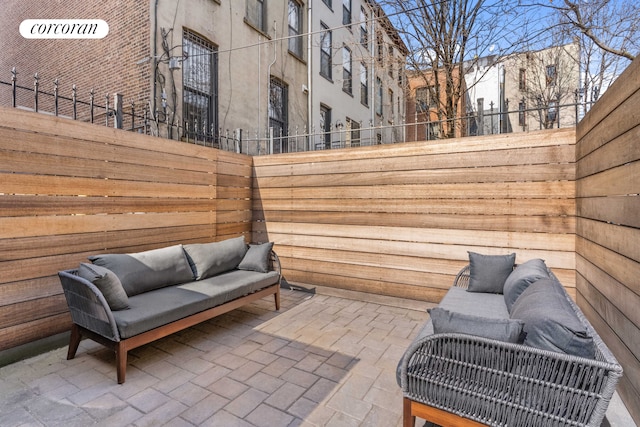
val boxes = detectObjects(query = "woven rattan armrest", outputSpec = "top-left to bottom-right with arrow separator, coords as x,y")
58,269 -> 120,342
400,332 -> 622,426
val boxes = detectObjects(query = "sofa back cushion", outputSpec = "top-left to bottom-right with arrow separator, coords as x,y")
78,263 -> 130,310
183,236 -> 248,280
510,278 -> 596,359
238,242 -> 274,273
503,259 -> 550,312
467,251 -> 516,293
88,245 -> 193,297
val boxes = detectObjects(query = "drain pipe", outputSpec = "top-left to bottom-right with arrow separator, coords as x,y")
152,0 -> 159,123
267,21 -> 277,153
307,2 -> 312,151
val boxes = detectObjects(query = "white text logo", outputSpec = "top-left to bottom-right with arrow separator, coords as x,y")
20,19 -> 109,39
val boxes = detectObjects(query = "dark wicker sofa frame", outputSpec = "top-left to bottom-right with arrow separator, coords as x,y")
400,265 -> 623,427
58,251 -> 281,384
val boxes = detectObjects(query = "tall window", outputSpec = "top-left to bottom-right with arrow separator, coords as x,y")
343,0 -> 352,27
376,32 -> 384,63
320,104 -> 331,149
415,87 -> 428,112
359,7 -> 368,48
320,23 -> 332,80
269,77 -> 288,153
375,77 -> 382,115
546,64 -> 557,87
246,0 -> 266,33
346,117 -> 360,147
360,63 -> 368,106
342,46 -> 352,94
519,68 -> 526,91
389,88 -> 394,117
388,47 -> 394,78
183,30 -> 218,143
519,101 -> 526,127
288,1 -> 302,57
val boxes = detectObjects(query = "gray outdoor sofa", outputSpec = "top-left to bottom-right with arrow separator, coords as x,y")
397,252 -> 623,427
58,236 -> 281,383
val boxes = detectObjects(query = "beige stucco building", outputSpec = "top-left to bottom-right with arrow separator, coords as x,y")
309,0 -> 408,149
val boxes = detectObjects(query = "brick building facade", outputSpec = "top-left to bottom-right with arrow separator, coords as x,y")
1,1 -> 151,120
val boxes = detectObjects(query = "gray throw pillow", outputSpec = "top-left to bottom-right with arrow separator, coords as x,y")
238,242 -> 274,273
510,278 -> 596,359
467,251 -> 516,293
183,236 -> 248,280
429,307 -> 524,343
503,258 -> 550,313
78,263 -> 130,310
88,245 -> 193,296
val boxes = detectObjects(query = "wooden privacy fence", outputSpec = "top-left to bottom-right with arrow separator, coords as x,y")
252,128 -> 577,303
0,107 -> 252,352
575,57 -> 640,422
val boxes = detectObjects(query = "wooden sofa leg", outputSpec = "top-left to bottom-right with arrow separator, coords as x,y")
403,397 -> 416,427
116,342 -> 127,384
67,324 -> 82,360
274,287 -> 281,311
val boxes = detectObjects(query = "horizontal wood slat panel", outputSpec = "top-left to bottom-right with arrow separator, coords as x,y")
576,293 -> 640,412
0,195 -> 216,217
254,211 -> 575,234
254,181 -> 574,200
253,163 -> 575,188
263,222 -> 575,252
577,195 -> 640,228
576,237 -> 640,295
0,212 -> 216,239
0,147 -> 216,185
254,128 -> 576,304
577,85 -> 640,158
576,218 -> 639,262
576,161 -> 639,198
0,313 -> 71,352
254,145 -> 575,178
283,269 -> 448,303
253,128 -> 576,166
576,125 -> 640,179
0,127 -> 218,174
0,295 -> 68,330
1,173 -> 215,198
576,57 -> 640,424
576,256 -> 640,336
254,198 -> 575,216
0,107 -> 252,351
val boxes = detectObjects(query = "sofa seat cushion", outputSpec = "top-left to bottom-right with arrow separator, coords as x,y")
510,278 -> 596,359
89,245 -> 193,297
183,237 -> 248,280
113,270 -> 279,339
439,286 -> 510,319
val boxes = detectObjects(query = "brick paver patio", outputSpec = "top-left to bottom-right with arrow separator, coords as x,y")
0,288 -> 634,426
0,289 -> 432,426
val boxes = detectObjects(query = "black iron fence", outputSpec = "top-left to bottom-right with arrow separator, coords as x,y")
1,68 -> 591,156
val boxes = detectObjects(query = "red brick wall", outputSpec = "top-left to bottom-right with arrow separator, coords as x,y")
0,1 -> 151,120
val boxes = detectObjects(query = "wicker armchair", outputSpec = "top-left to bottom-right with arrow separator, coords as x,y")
399,265 -> 623,427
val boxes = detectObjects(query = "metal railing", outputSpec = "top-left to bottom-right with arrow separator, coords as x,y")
2,67 -> 590,156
